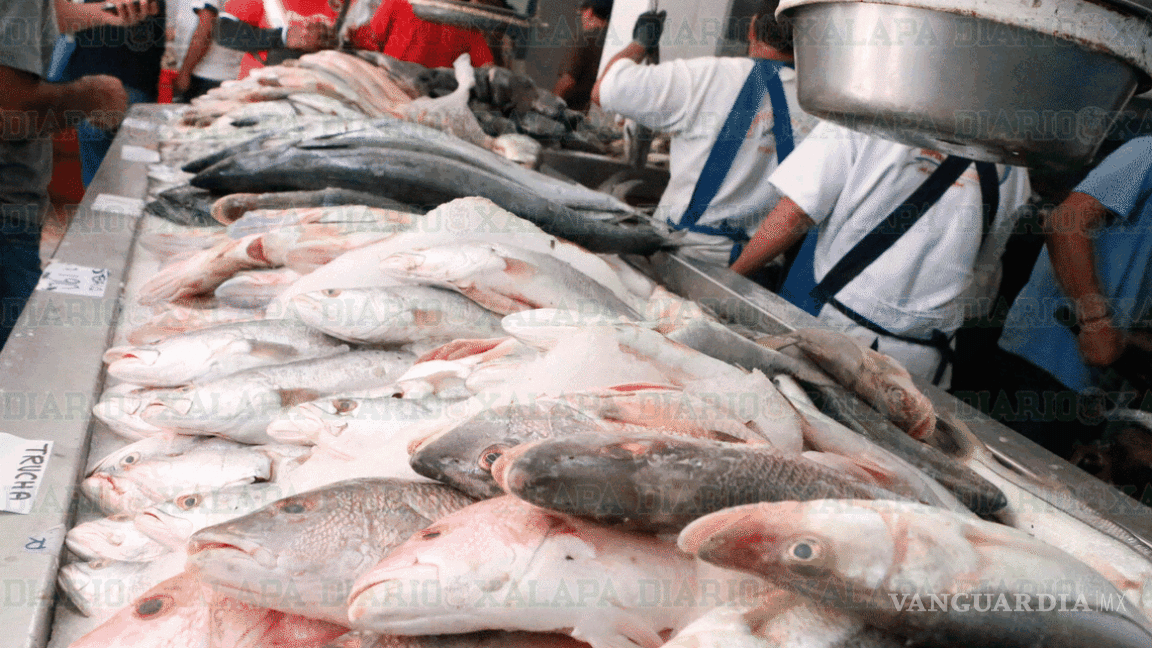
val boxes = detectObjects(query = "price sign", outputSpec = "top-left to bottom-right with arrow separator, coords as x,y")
0,434 -> 53,515
35,262 -> 110,298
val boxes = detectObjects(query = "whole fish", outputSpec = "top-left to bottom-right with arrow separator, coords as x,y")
65,514 -> 171,563
346,495 -> 749,648
66,572 -> 349,648
679,500 -> 1152,648
408,402 -> 614,499
291,285 -> 504,345
57,552 -> 186,618
320,630 -> 594,648
226,204 -> 416,239
211,188 -> 421,226
103,319 -> 349,387
92,383 -> 172,440
144,184 -> 219,227
214,268 -> 303,309
492,433 -> 910,532
139,350 -> 416,444
80,435 -> 293,515
186,478 -> 475,625
266,394 -> 453,452
379,242 -> 641,319
190,142 -> 668,255
133,482 -> 296,550
126,304 -> 265,346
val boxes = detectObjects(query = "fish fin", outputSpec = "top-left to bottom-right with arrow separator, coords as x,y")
575,618 -> 664,648
284,245 -> 342,274
242,340 -> 302,361
279,389 -> 324,408
501,257 -> 537,278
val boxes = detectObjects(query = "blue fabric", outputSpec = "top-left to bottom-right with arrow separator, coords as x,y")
778,228 -> 821,315
999,136 -> 1152,391
0,226 -> 43,350
47,36 -> 75,82
673,59 -> 790,243
74,85 -> 152,187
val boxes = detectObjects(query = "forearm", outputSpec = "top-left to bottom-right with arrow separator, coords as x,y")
0,70 -> 105,138
591,42 -> 647,106
180,11 -> 216,77
215,16 -> 283,51
553,74 -> 575,102
55,0 -> 119,34
1045,191 -> 1110,319
730,196 -> 814,276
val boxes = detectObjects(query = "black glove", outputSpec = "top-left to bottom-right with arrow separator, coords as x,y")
633,10 -> 666,52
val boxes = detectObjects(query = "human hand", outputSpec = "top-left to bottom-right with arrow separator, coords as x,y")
284,17 -> 335,51
103,0 -> 159,26
632,10 -> 666,51
78,75 -> 129,131
174,71 -> 191,94
1078,317 -> 1126,367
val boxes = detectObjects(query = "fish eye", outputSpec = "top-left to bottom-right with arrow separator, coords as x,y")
322,289 -> 341,297
786,538 -> 822,563
280,501 -> 306,514
120,453 -> 141,466
177,494 -> 202,510
134,595 -> 173,618
332,399 -> 357,414
478,444 -> 507,470
421,529 -> 441,540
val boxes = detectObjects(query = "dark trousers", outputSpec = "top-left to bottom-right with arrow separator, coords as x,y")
0,224 -> 43,350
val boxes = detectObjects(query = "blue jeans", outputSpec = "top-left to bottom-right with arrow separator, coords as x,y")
0,224 -> 43,350
74,85 -> 153,187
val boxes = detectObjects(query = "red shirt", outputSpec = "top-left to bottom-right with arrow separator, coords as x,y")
350,0 -> 493,69
224,0 -> 338,79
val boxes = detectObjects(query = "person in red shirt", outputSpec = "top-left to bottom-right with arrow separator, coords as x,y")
349,0 -> 494,69
221,0 -> 338,78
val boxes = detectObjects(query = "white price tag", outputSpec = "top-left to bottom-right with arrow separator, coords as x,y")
120,144 -> 161,163
120,117 -> 155,132
35,262 -> 110,298
0,433 -> 53,515
90,193 -> 144,214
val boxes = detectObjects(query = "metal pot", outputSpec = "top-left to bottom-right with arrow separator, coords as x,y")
781,0 -> 1152,169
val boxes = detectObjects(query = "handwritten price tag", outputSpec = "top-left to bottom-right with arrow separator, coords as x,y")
35,262 -> 110,298
0,433 -> 53,515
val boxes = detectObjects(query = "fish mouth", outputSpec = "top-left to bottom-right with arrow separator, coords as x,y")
678,506 -> 781,575
347,562 -> 442,626
266,405 -> 333,446
133,511 -> 192,549
187,532 -> 279,571
408,450 -> 501,500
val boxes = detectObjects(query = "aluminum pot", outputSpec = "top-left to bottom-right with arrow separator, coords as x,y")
781,0 -> 1151,169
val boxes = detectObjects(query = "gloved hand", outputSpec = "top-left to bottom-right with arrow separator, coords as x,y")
633,10 -> 666,52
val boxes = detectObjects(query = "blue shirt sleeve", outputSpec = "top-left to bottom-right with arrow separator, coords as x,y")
1074,136 -> 1152,224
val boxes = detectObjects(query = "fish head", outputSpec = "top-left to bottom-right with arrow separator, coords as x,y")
291,288 -> 377,338
141,378 -> 282,435
92,386 -> 169,441
348,496 -> 579,634
135,484 -> 292,550
65,514 -> 168,563
409,403 -> 606,500
106,338 -> 220,386
678,500 -> 896,606
67,573 -> 214,648
266,400 -> 344,445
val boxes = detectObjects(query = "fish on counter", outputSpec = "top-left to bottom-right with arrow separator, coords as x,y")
125,304 -> 267,346
138,350 -> 416,444
187,478 -> 475,625
491,433 -> 912,532
679,499 -> 1152,648
347,495 -> 760,648
291,285 -> 505,345
65,514 -> 171,564
211,188 -> 421,226
214,268 -> 303,309
57,552 -> 187,619
133,481 -> 295,550
103,319 -> 349,387
92,383 -> 174,440
265,394 -> 454,452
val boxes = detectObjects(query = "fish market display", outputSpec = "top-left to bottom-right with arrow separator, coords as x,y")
55,48 -> 1152,648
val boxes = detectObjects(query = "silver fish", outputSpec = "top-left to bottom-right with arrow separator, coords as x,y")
133,482 -> 296,550
65,514 -> 171,563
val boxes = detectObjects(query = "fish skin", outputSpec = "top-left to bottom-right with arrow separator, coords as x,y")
133,482 -> 297,550
214,268 -> 302,309
104,319 -> 349,387
346,495 -> 745,648
211,189 -> 421,226
139,350 -> 416,444
408,402 -> 613,499
379,243 -> 641,319
320,630 -> 594,648
679,500 -> 1152,648
266,394 -> 453,452
189,144 -> 668,255
57,552 -> 186,619
92,383 -> 172,441
291,285 -> 505,345
186,478 -> 475,625
80,435 -> 279,515
494,433 -> 911,532
65,514 -> 171,563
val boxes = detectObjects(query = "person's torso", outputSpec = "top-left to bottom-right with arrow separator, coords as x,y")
172,0 -> 243,80
66,0 -> 168,95
376,0 -> 483,68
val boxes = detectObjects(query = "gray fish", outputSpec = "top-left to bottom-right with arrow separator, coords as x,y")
211,188 -> 422,227
493,432 -> 911,532
145,186 -> 221,228
186,478 -> 475,624
514,111 -> 567,141
409,402 -> 610,499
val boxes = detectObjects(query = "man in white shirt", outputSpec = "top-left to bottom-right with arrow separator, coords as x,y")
592,0 -> 818,267
731,121 -> 1032,387
172,0 -> 243,100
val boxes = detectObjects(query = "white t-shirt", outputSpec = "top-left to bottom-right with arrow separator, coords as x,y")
172,0 -> 243,81
598,57 -> 818,244
770,121 -> 1032,339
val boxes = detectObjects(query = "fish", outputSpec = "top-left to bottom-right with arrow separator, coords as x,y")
214,268 -> 303,309
139,350 -> 416,444
189,140 -> 668,255
66,572 -> 350,648
133,482 -> 296,550
103,319 -> 349,387
144,185 -> 220,227
321,630 -> 595,648
57,552 -> 187,618
224,204 -> 418,240
679,500 -> 1152,648
346,495 -> 753,648
379,242 -> 641,319
80,435 -> 292,515
211,188 -> 421,226
291,285 -> 505,345
408,401 -> 614,499
65,514 -> 171,563
665,319 -> 834,386
265,394 -> 454,451
492,433 -> 911,532
767,329 -> 936,440
126,304 -> 266,346
93,383 -> 173,441
186,478 -> 475,625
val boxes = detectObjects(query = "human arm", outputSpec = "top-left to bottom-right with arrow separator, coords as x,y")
55,0 -> 158,33
214,15 -> 284,50
0,66 -> 128,136
590,41 -> 646,107
730,196 -> 814,276
1044,190 -> 1124,366
177,6 -> 218,93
